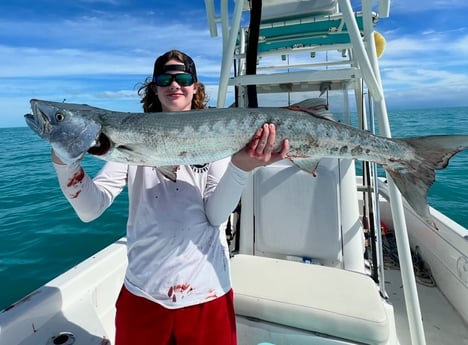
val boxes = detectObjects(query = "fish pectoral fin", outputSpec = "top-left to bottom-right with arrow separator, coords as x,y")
290,158 -> 321,176
157,165 -> 180,182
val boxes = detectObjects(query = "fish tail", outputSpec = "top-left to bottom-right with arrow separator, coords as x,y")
384,135 -> 468,226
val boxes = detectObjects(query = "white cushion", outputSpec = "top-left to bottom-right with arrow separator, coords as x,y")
253,160 -> 341,261
231,254 -> 390,344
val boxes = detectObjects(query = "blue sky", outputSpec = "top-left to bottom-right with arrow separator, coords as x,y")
1,0 -> 468,127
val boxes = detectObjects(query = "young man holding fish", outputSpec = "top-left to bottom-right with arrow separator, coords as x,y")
51,50 -> 289,345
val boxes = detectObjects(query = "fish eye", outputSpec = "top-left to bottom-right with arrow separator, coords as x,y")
55,112 -> 65,122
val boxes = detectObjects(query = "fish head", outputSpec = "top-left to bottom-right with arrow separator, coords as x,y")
24,99 -> 102,163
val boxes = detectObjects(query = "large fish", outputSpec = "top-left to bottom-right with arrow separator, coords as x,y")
25,98 -> 468,226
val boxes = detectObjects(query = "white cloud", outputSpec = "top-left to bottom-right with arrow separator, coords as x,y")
0,5 -> 226,127
390,0 -> 468,13
2,1 -> 468,127
373,28 -> 468,109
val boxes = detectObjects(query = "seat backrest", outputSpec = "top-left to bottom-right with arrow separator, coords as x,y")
254,159 -> 341,263
239,158 -> 365,271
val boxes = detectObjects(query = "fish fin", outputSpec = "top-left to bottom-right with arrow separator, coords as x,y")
385,135 -> 468,227
291,98 -> 326,109
157,165 -> 180,182
289,158 -> 321,176
289,98 -> 336,121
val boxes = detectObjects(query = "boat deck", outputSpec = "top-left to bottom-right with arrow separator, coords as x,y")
384,269 -> 468,345
1,235 -> 466,344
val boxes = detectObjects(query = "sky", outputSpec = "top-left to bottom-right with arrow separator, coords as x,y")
1,0 -> 468,128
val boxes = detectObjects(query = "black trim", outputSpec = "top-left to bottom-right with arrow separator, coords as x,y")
246,0 -> 262,108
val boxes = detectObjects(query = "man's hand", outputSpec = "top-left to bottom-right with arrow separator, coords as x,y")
231,123 -> 289,171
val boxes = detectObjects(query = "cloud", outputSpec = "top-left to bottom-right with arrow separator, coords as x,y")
0,14 -> 221,77
390,0 -> 468,13
373,25 -> 468,109
2,1 -> 468,128
0,4 -> 226,127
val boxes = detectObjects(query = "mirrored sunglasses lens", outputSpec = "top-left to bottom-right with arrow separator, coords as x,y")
155,74 -> 173,86
175,74 -> 193,86
155,74 -> 194,87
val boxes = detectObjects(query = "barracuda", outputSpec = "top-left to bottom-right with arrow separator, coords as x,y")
25,98 -> 468,225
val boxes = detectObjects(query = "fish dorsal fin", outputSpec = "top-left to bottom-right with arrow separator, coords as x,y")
289,98 -> 336,121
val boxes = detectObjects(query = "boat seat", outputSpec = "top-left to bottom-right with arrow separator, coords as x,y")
254,159 -> 341,264
255,0 -> 369,55
231,254 -> 390,345
239,158 -> 365,271
258,11 -> 366,54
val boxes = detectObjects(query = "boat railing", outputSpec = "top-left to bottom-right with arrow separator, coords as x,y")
204,1 -> 427,343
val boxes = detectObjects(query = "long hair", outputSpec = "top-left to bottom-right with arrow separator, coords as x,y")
138,50 -> 208,112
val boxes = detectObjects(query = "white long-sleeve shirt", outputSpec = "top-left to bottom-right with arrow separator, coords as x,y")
54,159 -> 249,308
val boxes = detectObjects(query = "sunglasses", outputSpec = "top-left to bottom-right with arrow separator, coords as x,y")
154,73 -> 194,87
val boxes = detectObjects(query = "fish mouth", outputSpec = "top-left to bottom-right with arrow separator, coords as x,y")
24,113 -> 37,130
24,99 -> 52,135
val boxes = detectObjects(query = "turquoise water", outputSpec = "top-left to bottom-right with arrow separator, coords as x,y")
1,107 -> 467,310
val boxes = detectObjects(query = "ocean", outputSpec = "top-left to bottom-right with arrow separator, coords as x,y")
1,106 -> 467,310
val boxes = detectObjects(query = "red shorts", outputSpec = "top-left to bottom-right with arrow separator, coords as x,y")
115,286 -> 237,345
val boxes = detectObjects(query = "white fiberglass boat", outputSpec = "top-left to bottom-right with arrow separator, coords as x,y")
1,1 -> 467,344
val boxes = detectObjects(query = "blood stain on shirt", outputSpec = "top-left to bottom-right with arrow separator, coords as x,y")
167,283 -> 193,303
70,190 -> 81,199
205,289 -> 218,300
67,168 -> 85,187
175,283 -> 191,293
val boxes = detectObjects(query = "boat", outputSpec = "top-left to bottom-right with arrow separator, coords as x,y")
1,0 -> 467,344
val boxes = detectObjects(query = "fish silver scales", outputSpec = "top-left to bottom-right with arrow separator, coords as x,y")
25,98 -> 468,226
